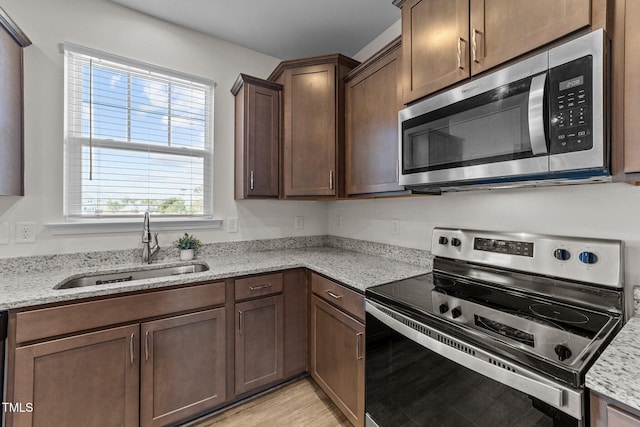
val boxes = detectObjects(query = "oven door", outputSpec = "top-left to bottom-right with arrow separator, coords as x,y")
365,302 -> 584,427
398,51 -> 550,188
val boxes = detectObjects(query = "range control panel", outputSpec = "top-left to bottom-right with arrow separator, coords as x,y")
431,228 -> 623,289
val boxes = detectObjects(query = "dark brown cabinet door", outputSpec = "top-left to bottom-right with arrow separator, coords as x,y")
232,74 -> 281,199
346,38 -> 405,196
282,269 -> 307,377
0,10 -> 30,196
400,0 -> 470,104
140,309 -> 227,427
235,295 -> 284,395
282,63 -> 337,197
469,0 -> 590,75
11,324 -> 140,427
310,295 -> 365,427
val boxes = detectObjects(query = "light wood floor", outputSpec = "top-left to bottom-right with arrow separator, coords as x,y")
190,378 -> 352,427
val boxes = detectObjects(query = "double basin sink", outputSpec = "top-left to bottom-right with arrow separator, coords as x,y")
55,263 -> 210,289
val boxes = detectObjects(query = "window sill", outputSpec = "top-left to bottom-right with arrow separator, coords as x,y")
45,218 -> 223,235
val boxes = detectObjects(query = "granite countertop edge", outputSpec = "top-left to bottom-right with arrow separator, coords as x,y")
586,315 -> 640,412
0,247 -> 430,311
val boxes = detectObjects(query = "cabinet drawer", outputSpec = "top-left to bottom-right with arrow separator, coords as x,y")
235,272 -> 283,301
14,281 -> 226,344
311,273 -> 364,321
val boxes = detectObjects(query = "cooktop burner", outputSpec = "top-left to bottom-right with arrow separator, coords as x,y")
365,228 -> 625,387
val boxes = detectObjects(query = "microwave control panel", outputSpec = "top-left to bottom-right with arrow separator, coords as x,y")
548,55 -> 593,154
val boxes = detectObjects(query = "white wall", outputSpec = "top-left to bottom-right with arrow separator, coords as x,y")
0,0 -> 328,258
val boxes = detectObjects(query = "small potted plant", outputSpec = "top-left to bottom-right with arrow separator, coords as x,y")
174,233 -> 202,261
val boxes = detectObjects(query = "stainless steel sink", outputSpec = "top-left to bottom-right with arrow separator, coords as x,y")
55,263 -> 209,289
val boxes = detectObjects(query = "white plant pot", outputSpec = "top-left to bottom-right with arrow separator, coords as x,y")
179,249 -> 194,261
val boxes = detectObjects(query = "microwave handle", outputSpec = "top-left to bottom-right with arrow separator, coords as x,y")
528,73 -> 548,156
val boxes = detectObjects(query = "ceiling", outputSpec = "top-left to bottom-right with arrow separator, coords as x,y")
109,0 -> 400,60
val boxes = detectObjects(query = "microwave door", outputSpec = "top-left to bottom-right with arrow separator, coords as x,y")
400,74 -> 549,187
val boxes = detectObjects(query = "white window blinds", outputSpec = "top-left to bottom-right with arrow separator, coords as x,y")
63,43 -> 214,218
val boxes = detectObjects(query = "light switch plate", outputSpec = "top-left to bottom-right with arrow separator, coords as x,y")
392,220 -> 400,235
295,216 -> 304,230
0,222 -> 9,244
227,217 -> 238,233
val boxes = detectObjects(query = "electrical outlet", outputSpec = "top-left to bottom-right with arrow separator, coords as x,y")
16,222 -> 37,243
335,215 -> 342,229
391,220 -> 400,235
0,222 -> 9,244
295,216 -> 304,230
227,217 -> 238,233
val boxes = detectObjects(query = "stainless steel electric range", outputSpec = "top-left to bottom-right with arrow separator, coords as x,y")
365,228 -> 624,427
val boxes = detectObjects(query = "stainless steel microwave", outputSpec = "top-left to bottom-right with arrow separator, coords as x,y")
399,29 -> 609,192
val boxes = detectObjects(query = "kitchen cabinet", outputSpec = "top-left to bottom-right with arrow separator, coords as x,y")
12,324 -> 140,427
282,268 -> 307,377
141,309 -> 226,427
0,7 -> 30,196
269,54 -> 359,198
395,0 -> 593,104
345,37 -> 406,196
590,391 -> 640,426
234,273 -> 284,395
231,74 -> 282,199
611,0 -> 640,181
7,281 -> 227,427
310,273 -> 365,427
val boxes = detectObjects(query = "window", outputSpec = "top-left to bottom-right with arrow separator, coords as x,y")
63,43 -> 214,219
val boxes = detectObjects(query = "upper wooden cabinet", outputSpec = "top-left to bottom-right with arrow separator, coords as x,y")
395,0 -> 594,104
269,55 -> 359,198
345,37 -> 406,196
232,74 -> 282,199
611,0 -> 640,180
0,7 -> 30,196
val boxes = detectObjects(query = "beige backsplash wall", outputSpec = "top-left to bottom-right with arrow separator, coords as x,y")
0,0 -> 329,258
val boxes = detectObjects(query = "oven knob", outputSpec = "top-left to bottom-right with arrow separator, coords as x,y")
451,238 -> 462,247
439,304 -> 449,314
451,307 -> 462,319
578,251 -> 598,265
553,248 -> 571,261
554,345 -> 572,362
438,236 -> 449,245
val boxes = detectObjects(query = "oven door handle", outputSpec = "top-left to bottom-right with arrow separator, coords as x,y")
528,72 -> 548,156
366,302 -> 581,418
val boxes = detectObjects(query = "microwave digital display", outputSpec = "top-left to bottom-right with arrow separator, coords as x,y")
559,76 -> 584,91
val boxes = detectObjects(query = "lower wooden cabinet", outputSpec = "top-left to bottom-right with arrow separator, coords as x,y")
591,391 -> 640,426
11,324 -> 141,427
141,309 -> 226,426
234,295 -> 284,395
310,295 -> 365,427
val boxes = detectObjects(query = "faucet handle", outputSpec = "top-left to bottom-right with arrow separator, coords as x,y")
152,233 -> 159,247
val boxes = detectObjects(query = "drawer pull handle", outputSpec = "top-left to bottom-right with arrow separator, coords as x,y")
129,333 -> 135,364
329,170 -> 334,190
250,284 -> 272,292
145,331 -> 150,361
356,332 -> 363,360
250,170 -> 255,191
472,28 -> 481,63
239,311 -> 244,334
325,290 -> 343,300
457,37 -> 465,70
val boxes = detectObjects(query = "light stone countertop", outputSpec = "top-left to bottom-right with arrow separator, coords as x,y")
586,315 -> 640,412
0,246 -> 430,311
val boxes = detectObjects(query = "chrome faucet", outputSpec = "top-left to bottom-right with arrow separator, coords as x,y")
142,211 -> 160,264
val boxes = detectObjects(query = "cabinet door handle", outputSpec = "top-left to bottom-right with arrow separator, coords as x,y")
250,170 -> 254,191
325,290 -> 343,300
145,331 -> 150,361
472,28 -> 481,63
239,310 -> 244,334
130,333 -> 135,364
457,37 -> 465,70
250,283 -> 272,292
329,170 -> 334,190
356,332 -> 363,360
